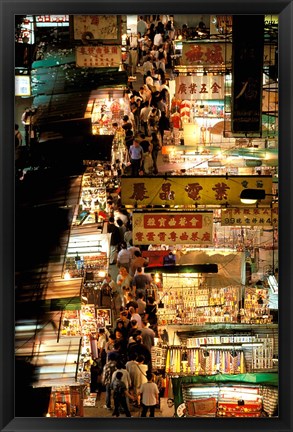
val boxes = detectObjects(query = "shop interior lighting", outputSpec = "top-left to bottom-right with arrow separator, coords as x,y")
63,270 -> 71,280
268,275 -> 278,294
241,343 -> 263,347
203,345 -> 243,350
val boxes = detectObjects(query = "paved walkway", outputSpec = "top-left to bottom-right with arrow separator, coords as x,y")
83,390 -> 170,418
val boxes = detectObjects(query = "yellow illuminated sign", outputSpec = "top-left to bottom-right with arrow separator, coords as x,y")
121,176 -> 273,207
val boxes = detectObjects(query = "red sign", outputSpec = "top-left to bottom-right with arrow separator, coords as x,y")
132,212 -> 213,245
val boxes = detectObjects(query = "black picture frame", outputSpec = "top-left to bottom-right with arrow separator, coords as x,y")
1,1 -> 292,432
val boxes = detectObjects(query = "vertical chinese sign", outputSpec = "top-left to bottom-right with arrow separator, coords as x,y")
132,212 -> 214,245
231,15 -> 264,134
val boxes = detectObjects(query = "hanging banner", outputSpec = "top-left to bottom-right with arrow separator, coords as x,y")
76,46 -> 121,67
36,15 -> 69,24
182,42 -> 232,66
231,15 -> 264,134
120,176 -> 273,207
73,15 -> 120,41
221,205 -> 278,226
132,212 -> 213,245
175,75 -> 225,100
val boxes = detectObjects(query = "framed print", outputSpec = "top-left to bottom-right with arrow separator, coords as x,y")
96,308 -> 112,326
1,1 -> 293,432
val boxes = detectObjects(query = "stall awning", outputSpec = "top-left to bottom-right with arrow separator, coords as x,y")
144,264 -> 218,274
172,373 -> 278,413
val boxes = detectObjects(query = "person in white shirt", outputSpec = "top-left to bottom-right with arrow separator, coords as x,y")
153,31 -> 163,48
138,372 -> 159,417
129,306 -> 142,329
145,72 -> 154,88
140,102 -> 152,137
97,328 -> 108,366
128,33 -> 138,75
142,57 -> 154,82
117,242 -> 132,272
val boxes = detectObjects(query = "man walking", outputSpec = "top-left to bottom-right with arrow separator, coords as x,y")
138,372 -> 159,417
129,140 -> 144,177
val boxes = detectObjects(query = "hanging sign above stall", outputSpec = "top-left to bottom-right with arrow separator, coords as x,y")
175,75 -> 225,100
181,41 -> 274,68
73,15 -> 120,41
231,15 -> 264,135
181,42 -> 232,66
76,46 -> 121,67
132,212 -> 214,245
120,176 -> 273,207
221,205 -> 278,226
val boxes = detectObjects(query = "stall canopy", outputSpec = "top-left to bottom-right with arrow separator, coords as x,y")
144,264 -> 218,274
172,373 -> 278,413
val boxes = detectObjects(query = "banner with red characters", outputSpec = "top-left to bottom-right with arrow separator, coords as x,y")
132,212 -> 214,245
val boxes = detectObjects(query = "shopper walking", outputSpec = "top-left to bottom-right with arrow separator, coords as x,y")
141,320 -> 155,352
140,102 -> 152,137
107,216 -> 121,265
158,110 -> 170,143
129,140 -> 144,177
127,354 -> 148,401
137,16 -> 148,37
132,267 -> 151,300
111,371 -> 135,417
150,131 -> 161,175
138,372 -> 159,417
101,353 -> 117,410
117,242 -> 131,272
116,266 -> 133,293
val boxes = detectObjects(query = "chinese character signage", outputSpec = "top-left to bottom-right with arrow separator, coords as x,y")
231,15 -> 264,134
175,75 -> 225,100
133,212 -> 213,245
15,75 -> 31,96
221,205 -> 278,226
76,46 -> 121,67
36,15 -> 69,24
74,15 -> 119,41
120,176 -> 273,207
182,42 -> 232,66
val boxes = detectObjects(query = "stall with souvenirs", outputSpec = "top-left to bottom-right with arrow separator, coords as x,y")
47,384 -> 85,417
143,253 -> 278,418
84,87 -> 130,168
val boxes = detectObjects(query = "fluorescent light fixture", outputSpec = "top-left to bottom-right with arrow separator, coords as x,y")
240,189 -> 266,204
242,343 -> 263,347
268,275 -> 278,294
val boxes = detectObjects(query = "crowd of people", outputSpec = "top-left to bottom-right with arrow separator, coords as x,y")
115,15 -> 182,177
89,261 -> 164,417
82,197 -> 166,418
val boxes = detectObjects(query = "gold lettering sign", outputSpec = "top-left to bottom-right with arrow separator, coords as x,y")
121,176 -> 273,207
